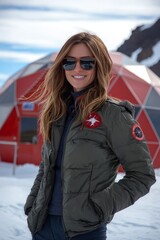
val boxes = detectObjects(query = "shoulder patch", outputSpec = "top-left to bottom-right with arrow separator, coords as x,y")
84,112 -> 102,128
132,124 -> 144,141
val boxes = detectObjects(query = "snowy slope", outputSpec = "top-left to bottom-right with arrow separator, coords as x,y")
0,162 -> 159,240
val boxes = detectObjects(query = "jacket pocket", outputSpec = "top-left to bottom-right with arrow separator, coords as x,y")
27,205 -> 48,234
27,208 -> 38,234
89,196 -> 104,223
88,165 -> 104,223
63,166 -> 102,227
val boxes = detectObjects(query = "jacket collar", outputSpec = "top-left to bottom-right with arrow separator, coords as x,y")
70,82 -> 95,102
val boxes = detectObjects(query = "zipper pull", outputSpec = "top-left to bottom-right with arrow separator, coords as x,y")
80,123 -> 84,131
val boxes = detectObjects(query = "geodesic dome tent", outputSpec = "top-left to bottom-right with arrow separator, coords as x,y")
0,51 -> 160,169
109,52 -> 160,168
0,53 -> 57,165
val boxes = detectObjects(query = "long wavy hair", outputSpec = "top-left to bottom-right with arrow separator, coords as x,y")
38,32 -> 112,142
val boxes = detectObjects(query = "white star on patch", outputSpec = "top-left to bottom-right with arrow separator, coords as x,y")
84,112 -> 102,128
86,116 -> 100,126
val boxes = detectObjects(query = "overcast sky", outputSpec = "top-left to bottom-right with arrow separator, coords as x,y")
0,0 -> 160,87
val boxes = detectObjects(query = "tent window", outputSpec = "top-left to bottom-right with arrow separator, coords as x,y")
20,117 -> 38,143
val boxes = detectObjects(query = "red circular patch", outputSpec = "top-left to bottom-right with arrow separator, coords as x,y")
84,112 -> 102,128
132,124 -> 144,141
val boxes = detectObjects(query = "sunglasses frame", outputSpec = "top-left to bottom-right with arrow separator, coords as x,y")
62,57 -> 96,71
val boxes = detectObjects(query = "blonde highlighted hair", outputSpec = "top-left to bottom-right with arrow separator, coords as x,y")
38,32 -> 112,141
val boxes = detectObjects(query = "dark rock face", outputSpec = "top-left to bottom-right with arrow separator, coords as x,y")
117,18 -> 160,77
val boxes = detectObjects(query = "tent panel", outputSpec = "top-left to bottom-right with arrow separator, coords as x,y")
146,109 -> 160,138
109,74 -> 120,91
147,143 -> 159,160
0,83 -> 15,104
0,145 -> 15,163
153,148 -> 160,168
36,52 -> 56,63
16,69 -> 47,99
111,64 -> 123,74
122,66 -> 144,83
145,88 -> 160,108
23,78 -> 44,99
0,105 -> 14,129
109,78 -> 139,104
146,68 -> 160,86
125,65 -> 152,84
0,107 -> 18,137
137,110 -> 158,142
122,76 -> 151,104
17,143 -> 42,165
134,106 -> 141,118
20,63 -> 46,78
154,86 -> 160,95
0,68 -> 25,95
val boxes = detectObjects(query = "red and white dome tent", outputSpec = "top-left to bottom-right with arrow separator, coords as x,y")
0,52 -> 160,170
0,53 -> 57,167
110,52 -> 160,168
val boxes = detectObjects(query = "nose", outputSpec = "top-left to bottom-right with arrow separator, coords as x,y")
74,60 -> 82,71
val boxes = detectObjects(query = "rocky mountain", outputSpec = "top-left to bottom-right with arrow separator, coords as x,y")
117,18 -> 160,77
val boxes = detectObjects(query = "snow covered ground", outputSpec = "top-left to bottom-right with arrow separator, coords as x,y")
0,162 -> 159,240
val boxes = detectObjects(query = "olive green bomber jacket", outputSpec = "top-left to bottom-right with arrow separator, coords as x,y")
24,100 -> 156,237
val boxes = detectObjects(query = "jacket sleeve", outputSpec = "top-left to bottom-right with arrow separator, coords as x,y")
24,144 -> 45,215
92,102 -> 156,221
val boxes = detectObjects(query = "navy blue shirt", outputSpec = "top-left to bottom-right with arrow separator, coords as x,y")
48,84 -> 94,215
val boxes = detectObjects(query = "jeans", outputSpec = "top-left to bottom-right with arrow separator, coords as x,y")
32,215 -> 107,240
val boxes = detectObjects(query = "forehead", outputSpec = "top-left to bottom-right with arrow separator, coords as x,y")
67,43 -> 93,58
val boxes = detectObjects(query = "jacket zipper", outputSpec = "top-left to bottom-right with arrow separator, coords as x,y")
61,111 -> 77,238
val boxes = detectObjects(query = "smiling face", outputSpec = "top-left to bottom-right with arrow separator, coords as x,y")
64,43 -> 96,92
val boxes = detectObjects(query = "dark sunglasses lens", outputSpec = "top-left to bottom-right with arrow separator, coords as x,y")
80,59 -> 95,70
62,59 -> 76,70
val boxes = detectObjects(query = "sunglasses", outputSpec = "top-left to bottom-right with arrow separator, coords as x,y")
62,57 -> 96,71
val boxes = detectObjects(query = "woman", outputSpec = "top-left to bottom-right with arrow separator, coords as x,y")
24,32 -> 156,240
